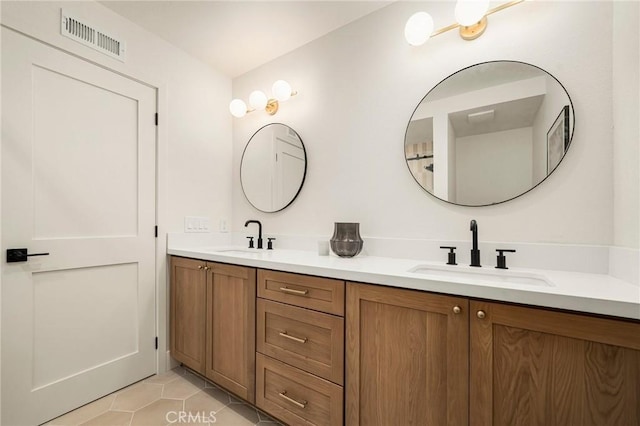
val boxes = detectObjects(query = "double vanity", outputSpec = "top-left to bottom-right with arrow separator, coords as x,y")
168,242 -> 640,426
172,57 -> 640,425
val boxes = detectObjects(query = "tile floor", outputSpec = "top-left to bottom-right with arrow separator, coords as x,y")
47,366 -> 282,426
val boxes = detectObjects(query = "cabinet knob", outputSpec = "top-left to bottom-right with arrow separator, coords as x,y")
197,265 -> 203,270
476,310 -> 486,319
204,266 -> 210,271
452,306 -> 461,314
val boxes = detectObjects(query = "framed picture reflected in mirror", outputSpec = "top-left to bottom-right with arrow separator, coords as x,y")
547,105 -> 570,174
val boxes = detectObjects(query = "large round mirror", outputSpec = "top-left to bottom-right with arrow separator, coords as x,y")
241,123 -> 307,212
405,61 -> 574,207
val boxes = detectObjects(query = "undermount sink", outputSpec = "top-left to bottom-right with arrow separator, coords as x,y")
408,264 -> 554,287
209,249 -> 262,255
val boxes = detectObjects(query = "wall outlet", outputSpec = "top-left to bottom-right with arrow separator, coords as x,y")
184,216 -> 210,233
219,219 -> 229,233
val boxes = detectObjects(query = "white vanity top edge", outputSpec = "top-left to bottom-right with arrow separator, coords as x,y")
167,246 -> 640,321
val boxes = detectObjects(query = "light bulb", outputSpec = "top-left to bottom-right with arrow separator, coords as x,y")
404,12 -> 434,46
249,90 -> 268,110
229,99 -> 247,118
272,80 -> 292,102
455,0 -> 490,27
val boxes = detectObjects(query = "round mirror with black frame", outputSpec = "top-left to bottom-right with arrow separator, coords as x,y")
240,123 -> 307,213
404,60 -> 575,207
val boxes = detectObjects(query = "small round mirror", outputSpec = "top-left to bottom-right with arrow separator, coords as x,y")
241,123 -> 307,212
405,60 -> 574,206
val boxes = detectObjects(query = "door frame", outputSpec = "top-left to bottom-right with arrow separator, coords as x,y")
0,24 -> 172,384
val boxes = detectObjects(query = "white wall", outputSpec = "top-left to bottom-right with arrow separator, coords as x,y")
232,1 -> 620,246
0,0 -> 233,374
456,127 -> 532,206
612,2 -> 640,249
1,1 -> 233,234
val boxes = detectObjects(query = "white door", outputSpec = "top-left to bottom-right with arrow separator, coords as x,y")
1,28 -> 157,425
274,130 -> 305,208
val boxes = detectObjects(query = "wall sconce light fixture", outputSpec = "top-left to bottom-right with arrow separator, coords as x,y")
405,0 -> 524,45
229,80 -> 298,118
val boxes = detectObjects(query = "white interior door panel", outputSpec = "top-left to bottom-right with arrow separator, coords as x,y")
1,28 -> 157,425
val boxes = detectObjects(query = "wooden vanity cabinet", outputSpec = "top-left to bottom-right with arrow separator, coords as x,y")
205,262 -> 256,403
172,257 -> 640,425
170,257 -> 207,374
470,300 -> 640,426
256,269 -> 345,426
170,256 -> 256,403
346,282 -> 640,426
346,282 -> 470,426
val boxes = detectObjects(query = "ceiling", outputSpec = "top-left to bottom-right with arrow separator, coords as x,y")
100,1 -> 392,78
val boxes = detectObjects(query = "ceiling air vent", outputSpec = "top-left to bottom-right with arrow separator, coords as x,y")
60,10 -> 126,62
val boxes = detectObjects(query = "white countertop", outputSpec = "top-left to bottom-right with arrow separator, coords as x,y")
167,246 -> 640,320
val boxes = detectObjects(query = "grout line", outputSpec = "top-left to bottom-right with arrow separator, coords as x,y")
108,394 -> 116,411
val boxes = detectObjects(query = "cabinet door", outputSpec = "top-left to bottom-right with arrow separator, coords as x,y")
346,283 -> 469,426
170,256 -> 206,374
206,262 -> 256,403
470,301 -> 640,426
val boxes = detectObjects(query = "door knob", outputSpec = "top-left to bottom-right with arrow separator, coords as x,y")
7,248 -> 50,263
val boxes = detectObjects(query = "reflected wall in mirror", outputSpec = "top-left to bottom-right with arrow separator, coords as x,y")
241,123 -> 307,212
405,61 -> 575,207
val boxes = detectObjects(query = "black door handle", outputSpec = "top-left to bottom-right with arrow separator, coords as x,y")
7,248 -> 50,263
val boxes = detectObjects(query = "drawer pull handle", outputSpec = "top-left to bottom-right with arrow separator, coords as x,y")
279,331 -> 308,344
279,391 -> 307,409
279,286 -> 308,296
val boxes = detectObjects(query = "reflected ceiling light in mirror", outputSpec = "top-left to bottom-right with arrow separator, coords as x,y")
404,0 -> 524,44
229,80 -> 298,118
468,109 -> 495,124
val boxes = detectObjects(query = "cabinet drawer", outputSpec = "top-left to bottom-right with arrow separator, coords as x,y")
258,269 -> 345,316
257,299 -> 344,385
256,353 -> 343,426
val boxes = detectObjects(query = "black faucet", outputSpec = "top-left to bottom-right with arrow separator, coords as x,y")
244,220 -> 263,249
470,220 -> 481,267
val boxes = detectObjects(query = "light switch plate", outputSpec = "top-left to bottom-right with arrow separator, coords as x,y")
184,216 -> 210,233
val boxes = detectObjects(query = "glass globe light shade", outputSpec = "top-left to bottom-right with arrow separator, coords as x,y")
404,12 -> 434,46
229,99 -> 247,118
455,0 -> 490,27
249,90 -> 268,110
272,80 -> 292,102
